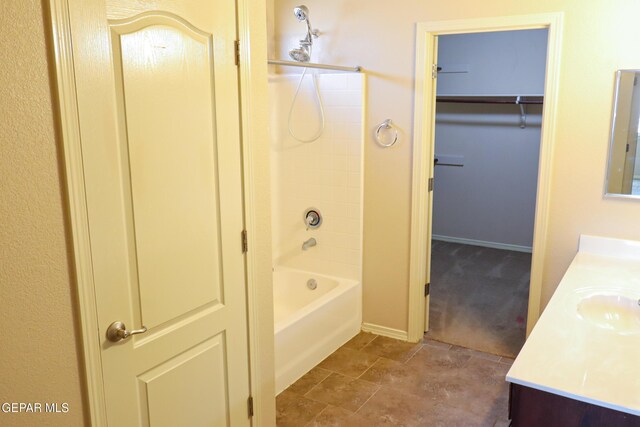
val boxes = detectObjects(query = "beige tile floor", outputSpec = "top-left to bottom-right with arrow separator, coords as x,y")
276,332 -> 513,426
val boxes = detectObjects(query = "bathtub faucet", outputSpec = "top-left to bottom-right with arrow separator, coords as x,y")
302,238 -> 317,250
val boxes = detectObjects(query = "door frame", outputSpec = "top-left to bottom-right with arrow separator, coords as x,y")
407,13 -> 564,342
47,0 -> 275,424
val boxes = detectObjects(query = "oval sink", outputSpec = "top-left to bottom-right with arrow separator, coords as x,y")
577,294 -> 640,334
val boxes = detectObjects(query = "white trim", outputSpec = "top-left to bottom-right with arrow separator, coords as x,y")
408,13 -> 564,342
236,0 -> 276,424
432,234 -> 532,253
361,323 -> 408,342
48,1 -> 108,424
407,23 -> 437,343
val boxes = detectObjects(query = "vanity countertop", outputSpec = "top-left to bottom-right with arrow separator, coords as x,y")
507,235 -> 640,416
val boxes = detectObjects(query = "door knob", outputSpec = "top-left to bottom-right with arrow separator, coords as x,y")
106,321 -> 148,342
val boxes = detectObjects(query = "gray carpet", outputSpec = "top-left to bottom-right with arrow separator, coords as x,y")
427,240 -> 531,358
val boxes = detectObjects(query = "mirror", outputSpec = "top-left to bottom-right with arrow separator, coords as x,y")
606,70 -> 640,197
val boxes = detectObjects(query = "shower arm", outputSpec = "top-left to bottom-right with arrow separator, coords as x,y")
300,19 -> 318,45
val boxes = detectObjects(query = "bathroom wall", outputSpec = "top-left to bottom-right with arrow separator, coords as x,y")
269,73 -> 364,281
432,30 -> 547,250
0,2 -> 86,425
266,0 -> 276,57
273,0 -> 640,333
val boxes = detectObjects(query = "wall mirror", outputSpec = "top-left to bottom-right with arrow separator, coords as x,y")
606,69 -> 640,197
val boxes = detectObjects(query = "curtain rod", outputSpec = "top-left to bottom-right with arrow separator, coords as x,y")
268,59 -> 362,73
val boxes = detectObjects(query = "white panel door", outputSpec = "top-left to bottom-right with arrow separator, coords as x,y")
68,0 -> 250,425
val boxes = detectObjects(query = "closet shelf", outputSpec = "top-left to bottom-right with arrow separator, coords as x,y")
436,95 -> 543,105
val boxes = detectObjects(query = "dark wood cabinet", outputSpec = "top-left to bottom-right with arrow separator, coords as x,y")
509,383 -> 640,427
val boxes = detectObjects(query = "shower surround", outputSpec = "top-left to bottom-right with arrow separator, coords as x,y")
269,72 -> 364,393
270,73 -> 364,279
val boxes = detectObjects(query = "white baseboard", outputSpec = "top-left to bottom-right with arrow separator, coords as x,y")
432,234 -> 532,253
361,323 -> 408,341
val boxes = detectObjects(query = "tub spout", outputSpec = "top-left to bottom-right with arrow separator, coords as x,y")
302,238 -> 317,250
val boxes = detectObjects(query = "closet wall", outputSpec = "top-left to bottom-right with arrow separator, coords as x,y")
433,29 -> 548,250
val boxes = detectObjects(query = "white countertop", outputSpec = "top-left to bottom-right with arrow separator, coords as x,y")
507,235 -> 640,416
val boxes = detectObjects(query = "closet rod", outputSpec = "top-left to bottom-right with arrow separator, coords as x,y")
268,59 -> 362,73
436,95 -> 543,105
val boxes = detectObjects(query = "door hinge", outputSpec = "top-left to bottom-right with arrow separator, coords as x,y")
428,177 -> 434,192
234,40 -> 240,66
626,143 -> 630,153
247,396 -> 254,417
241,229 -> 248,253
432,64 -> 438,79
424,282 -> 430,296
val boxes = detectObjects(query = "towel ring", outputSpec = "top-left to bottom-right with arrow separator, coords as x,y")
375,119 -> 398,147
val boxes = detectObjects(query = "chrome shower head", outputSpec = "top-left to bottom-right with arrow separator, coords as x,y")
293,5 -> 313,37
293,5 -> 309,21
289,5 -> 317,62
288,46 -> 310,63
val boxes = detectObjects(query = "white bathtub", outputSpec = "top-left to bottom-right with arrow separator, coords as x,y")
273,267 -> 361,394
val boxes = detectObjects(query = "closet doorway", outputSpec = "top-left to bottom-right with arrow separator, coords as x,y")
429,29 -> 548,357
407,14 -> 564,350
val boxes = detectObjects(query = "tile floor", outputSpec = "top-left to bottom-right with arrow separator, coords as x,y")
276,332 -> 513,426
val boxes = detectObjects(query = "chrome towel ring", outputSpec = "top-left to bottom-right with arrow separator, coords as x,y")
375,119 -> 398,147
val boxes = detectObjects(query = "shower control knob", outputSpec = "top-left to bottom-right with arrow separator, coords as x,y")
304,208 -> 322,230
307,211 -> 319,225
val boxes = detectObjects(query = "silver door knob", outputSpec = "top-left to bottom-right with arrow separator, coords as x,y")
106,321 -> 148,342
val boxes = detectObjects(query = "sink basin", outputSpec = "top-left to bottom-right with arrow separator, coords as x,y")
577,294 -> 640,334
